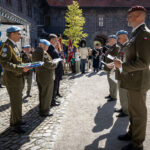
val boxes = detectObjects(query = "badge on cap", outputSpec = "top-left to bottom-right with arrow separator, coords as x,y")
3,48 -> 7,53
44,55 -> 48,59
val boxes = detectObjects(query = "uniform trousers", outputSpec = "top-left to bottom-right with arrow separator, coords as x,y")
127,89 -> 147,148
6,78 -> 24,127
118,81 -> 128,114
37,78 -> 54,115
107,71 -> 117,99
24,73 -> 32,95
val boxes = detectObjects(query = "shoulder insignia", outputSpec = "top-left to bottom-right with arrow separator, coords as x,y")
44,54 -> 48,59
1,53 -> 7,57
3,48 -> 7,53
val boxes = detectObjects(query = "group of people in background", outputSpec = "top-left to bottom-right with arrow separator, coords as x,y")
69,38 -> 108,74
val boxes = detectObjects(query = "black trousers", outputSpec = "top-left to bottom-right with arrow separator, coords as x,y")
52,75 -> 61,104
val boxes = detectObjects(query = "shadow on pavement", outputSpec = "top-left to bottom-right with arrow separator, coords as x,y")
93,101 -> 116,132
86,72 -> 97,78
0,97 -> 31,112
0,105 -> 46,150
69,73 -> 84,80
98,71 -> 107,77
0,103 -> 10,112
84,101 -> 129,150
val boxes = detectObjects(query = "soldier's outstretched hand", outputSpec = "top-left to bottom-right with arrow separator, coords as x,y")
23,66 -> 32,72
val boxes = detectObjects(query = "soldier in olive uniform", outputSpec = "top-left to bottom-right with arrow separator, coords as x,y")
32,39 -> 57,117
0,26 -> 31,133
21,45 -> 33,97
114,30 -> 129,117
104,35 -> 120,102
114,6 -> 150,150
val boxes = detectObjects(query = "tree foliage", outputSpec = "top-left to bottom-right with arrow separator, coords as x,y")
63,0 -> 88,48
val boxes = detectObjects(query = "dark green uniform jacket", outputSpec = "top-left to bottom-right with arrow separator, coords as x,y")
104,44 -> 120,72
32,47 -> 57,85
21,51 -> 33,76
120,24 -> 150,90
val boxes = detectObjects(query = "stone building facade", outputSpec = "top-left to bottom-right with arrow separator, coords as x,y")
0,0 -> 46,48
45,0 -> 150,46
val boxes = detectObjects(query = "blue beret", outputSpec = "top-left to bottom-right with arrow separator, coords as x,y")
22,45 -> 31,48
0,31 -> 1,37
40,39 -> 50,46
6,26 -> 21,33
108,35 -> 117,39
116,30 -> 128,36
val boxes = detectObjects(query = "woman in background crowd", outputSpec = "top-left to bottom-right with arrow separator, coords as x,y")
75,48 -> 80,73
79,40 -> 88,74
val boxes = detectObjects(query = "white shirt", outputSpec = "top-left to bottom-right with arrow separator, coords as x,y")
79,47 -> 88,59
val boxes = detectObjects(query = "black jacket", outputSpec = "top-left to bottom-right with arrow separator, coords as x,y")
47,45 -> 63,77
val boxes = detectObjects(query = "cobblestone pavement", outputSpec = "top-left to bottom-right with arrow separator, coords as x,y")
53,71 -> 150,150
0,75 -> 74,150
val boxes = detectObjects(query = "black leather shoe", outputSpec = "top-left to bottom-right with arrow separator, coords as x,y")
0,84 -> 4,88
114,108 -> 122,113
27,94 -> 32,97
13,127 -> 26,134
118,133 -> 132,141
21,121 -> 26,125
40,112 -> 53,117
116,112 -> 128,117
51,102 -> 60,107
107,98 -> 117,102
121,143 -> 143,150
57,93 -> 63,98
56,100 -> 61,104
105,95 -> 111,99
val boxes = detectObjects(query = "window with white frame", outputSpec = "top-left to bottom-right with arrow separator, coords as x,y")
98,16 -> 104,27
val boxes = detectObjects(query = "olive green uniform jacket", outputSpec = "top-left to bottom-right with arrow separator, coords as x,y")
120,24 -> 150,90
32,47 -> 57,115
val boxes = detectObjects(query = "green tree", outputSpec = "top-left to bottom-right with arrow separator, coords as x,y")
63,0 -> 88,48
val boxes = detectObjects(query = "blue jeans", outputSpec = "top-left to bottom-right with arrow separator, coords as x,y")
81,59 -> 86,73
